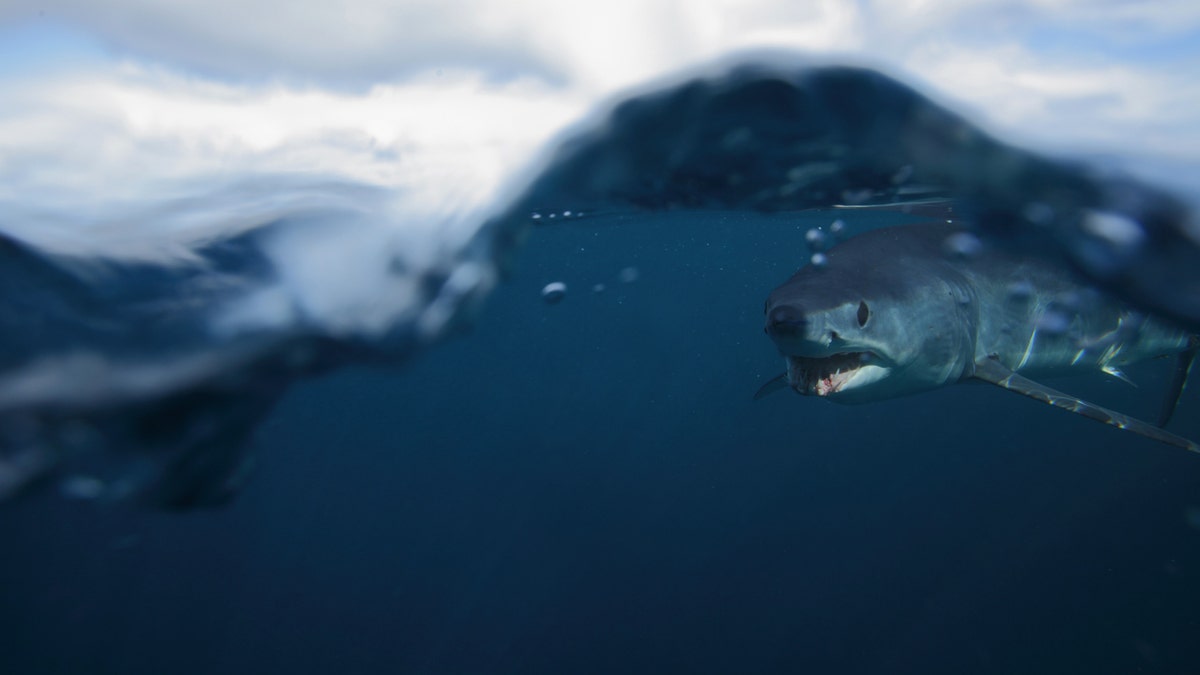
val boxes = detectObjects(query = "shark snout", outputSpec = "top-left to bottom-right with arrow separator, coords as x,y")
765,304 -> 807,337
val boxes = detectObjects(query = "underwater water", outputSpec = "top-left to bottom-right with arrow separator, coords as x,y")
2,63 -> 1200,673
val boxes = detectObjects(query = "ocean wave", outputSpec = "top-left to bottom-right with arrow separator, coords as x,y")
2,60 -> 1195,507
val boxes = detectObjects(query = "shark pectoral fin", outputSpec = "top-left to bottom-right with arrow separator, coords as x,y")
753,372 -> 790,400
971,357 -> 1200,455
1101,365 -> 1136,387
1157,339 -> 1198,428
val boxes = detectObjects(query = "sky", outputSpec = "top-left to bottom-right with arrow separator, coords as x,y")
0,0 -> 1198,257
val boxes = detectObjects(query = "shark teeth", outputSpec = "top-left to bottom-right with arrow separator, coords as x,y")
788,352 -> 871,396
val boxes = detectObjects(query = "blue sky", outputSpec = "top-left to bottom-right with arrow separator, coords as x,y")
0,1 -> 1197,257
0,22 -> 102,78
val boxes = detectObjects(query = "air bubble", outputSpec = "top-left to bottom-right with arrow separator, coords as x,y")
1036,310 -> 1071,335
541,282 -> 567,304
1006,281 -> 1035,301
1022,202 -> 1053,226
805,228 -> 829,251
829,219 -> 846,238
810,253 -> 828,268
943,232 -> 983,259
1057,292 -> 1082,311
1083,210 -> 1145,248
618,267 -> 639,283
841,188 -> 873,205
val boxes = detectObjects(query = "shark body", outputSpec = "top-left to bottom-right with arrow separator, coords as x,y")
760,222 -> 1199,452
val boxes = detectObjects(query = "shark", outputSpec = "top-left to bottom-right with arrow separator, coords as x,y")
757,221 -> 1200,453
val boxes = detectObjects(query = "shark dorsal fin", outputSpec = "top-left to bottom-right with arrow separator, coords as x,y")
971,357 -> 1199,454
1158,339 -> 1198,428
753,372 -> 789,400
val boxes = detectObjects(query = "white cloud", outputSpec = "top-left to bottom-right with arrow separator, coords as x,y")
0,0 -> 868,91
0,0 -> 1198,259
897,39 -> 1200,190
0,61 -> 582,257
0,1 -> 562,86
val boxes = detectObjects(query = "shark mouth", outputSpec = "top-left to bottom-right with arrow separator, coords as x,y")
787,352 -> 874,396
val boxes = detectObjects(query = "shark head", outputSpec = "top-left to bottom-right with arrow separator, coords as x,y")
764,226 -> 979,403
757,222 -> 1200,455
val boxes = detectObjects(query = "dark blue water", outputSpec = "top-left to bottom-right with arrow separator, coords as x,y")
4,208 -> 1200,673
2,62 -> 1200,674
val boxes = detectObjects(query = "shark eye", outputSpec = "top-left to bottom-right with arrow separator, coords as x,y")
857,301 -> 870,327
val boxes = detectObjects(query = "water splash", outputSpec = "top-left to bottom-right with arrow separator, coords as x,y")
2,60 -> 1196,507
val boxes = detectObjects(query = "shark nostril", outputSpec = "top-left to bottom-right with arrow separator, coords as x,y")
766,304 -> 806,335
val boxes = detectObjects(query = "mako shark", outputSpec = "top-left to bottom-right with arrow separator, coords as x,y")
757,221 -> 1199,453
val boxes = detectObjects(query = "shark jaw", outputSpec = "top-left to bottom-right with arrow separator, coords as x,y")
785,351 -> 889,397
